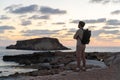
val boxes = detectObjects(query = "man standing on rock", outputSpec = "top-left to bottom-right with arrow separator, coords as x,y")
73,21 -> 86,71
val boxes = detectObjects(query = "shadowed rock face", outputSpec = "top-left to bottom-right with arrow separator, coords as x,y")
6,37 -> 70,50
3,52 -> 76,65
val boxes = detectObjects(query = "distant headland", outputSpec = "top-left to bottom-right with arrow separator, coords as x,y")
6,37 -> 70,50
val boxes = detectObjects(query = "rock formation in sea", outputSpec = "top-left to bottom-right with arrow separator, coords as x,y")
6,37 -> 70,50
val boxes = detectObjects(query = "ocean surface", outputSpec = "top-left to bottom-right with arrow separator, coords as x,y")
0,46 -> 120,77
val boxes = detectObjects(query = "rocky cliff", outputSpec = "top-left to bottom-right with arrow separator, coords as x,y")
6,37 -> 70,50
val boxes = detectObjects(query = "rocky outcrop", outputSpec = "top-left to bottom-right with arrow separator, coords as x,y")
104,53 -> 120,66
3,52 -> 75,66
2,52 -> 120,77
3,52 -> 109,77
6,37 -> 70,50
3,52 -> 113,66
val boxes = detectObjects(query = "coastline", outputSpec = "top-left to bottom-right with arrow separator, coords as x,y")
1,51 -> 120,80
2,65 -> 120,80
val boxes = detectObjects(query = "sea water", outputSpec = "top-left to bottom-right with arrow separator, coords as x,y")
0,46 -> 120,77
0,47 -> 38,77
61,46 -> 120,52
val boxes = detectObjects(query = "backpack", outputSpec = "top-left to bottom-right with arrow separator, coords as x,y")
79,29 -> 91,44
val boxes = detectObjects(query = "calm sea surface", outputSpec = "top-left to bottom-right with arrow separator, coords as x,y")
0,47 -> 38,77
0,46 -> 120,77
65,46 -> 120,52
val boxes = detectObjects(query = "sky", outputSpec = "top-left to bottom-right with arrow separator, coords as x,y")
0,0 -> 120,47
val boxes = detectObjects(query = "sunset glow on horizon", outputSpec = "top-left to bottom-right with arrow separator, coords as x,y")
0,0 -> 120,47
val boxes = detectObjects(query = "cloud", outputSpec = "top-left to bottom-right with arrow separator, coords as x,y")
92,29 -> 104,37
0,15 -> 10,20
92,29 -> 119,37
89,0 -> 120,4
5,4 -> 38,14
0,26 -> 15,33
52,22 -> 65,25
105,30 -> 119,34
21,29 -> 60,36
103,26 -> 119,29
89,0 -> 110,4
21,20 -> 32,26
68,28 -> 76,33
29,15 -> 50,19
70,18 -> 120,26
84,18 -> 106,23
70,18 -> 106,24
70,20 -> 79,23
111,10 -> 120,15
19,15 -> 27,18
4,4 -> 22,11
106,19 -> 120,25
5,5 -> 67,15
40,6 -> 67,14
63,28 -> 76,36
99,33 -> 118,40
115,34 -> 120,39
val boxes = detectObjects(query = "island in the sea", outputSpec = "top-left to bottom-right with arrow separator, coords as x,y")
6,37 -> 70,50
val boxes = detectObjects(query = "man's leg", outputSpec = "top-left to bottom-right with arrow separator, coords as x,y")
76,45 -> 82,68
81,45 -> 86,70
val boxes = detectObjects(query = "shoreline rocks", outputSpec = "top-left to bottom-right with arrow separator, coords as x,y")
6,37 -> 70,50
3,52 -> 75,65
3,51 -> 120,66
1,51 -> 120,80
2,51 -> 120,78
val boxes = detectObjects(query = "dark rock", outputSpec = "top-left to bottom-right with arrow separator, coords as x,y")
3,52 -> 55,65
38,63 -> 51,70
19,59 -> 31,65
6,45 -> 16,49
6,37 -> 70,50
104,54 -> 120,66
3,51 -> 118,69
86,54 -> 98,60
3,52 -> 76,65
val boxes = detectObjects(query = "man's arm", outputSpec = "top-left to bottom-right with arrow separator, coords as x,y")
73,30 -> 79,39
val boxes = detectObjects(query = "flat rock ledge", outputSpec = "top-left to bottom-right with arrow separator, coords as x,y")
3,52 -> 120,66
